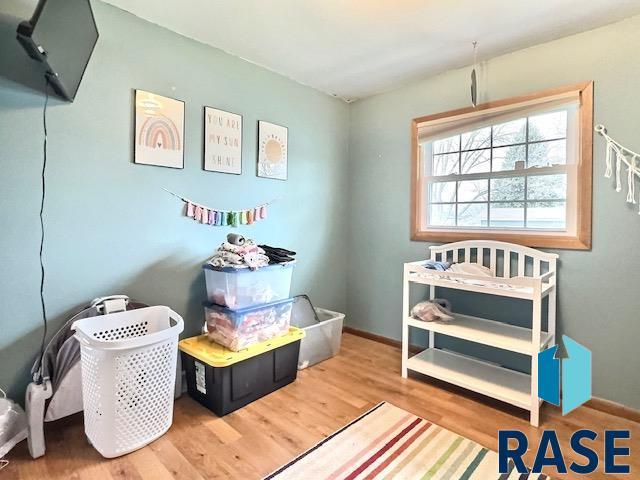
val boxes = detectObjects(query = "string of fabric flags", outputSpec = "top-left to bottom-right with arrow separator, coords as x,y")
595,125 -> 640,214
163,188 -> 277,227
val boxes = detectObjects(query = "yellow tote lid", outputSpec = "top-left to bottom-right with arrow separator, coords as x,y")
178,327 -> 305,367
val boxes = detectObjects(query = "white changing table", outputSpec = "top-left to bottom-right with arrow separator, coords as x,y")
401,240 -> 558,426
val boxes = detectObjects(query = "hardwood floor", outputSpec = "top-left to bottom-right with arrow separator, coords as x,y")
6,333 -> 638,479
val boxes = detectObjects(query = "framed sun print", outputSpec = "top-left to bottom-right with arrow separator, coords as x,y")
257,120 -> 288,180
134,89 -> 185,169
204,107 -> 242,174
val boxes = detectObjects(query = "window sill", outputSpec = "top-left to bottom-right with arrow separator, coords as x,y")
411,229 -> 590,250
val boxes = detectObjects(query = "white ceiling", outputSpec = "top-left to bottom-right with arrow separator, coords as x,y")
103,0 -> 640,101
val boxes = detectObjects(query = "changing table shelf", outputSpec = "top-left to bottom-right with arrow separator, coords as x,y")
406,314 -> 553,356
406,348 -> 531,409
401,240 -> 558,427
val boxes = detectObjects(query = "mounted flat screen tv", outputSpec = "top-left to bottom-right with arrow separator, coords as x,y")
16,0 -> 99,101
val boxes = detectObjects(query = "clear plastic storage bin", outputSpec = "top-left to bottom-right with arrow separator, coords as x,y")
204,298 -> 294,351
203,262 -> 295,310
290,296 -> 344,370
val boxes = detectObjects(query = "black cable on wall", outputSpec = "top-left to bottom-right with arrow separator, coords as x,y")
37,77 -> 49,384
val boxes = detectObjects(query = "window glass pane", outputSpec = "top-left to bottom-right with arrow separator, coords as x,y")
457,203 -> 488,227
527,139 -> 566,168
458,179 -> 488,202
429,203 -> 456,226
461,149 -> 490,174
527,174 -> 567,201
490,202 -> 525,228
433,135 -> 460,154
493,118 -> 526,147
461,126 -> 491,151
528,110 -> 567,141
526,202 -> 566,229
422,103 -> 578,235
431,153 -> 459,176
491,177 -> 525,201
492,145 -> 526,171
429,181 -> 456,203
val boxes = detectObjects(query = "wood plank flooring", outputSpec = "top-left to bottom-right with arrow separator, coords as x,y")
5,333 -> 638,479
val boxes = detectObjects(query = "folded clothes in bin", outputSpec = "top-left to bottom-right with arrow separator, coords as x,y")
202,262 -> 295,310
204,298 -> 294,351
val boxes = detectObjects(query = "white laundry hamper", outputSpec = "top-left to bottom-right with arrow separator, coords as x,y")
72,305 -> 184,458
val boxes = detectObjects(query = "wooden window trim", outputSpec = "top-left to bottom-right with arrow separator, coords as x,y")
410,82 -> 593,250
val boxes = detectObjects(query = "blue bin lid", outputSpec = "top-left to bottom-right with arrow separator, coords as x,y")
202,261 -> 296,273
203,297 -> 295,314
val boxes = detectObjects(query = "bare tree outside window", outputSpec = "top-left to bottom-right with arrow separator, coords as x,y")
426,110 -> 568,229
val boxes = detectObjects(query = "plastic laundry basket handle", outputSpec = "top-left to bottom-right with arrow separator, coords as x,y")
72,307 -> 185,350
90,295 -> 129,308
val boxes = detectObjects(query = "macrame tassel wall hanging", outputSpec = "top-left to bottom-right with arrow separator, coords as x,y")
595,125 -> 640,214
163,188 -> 276,227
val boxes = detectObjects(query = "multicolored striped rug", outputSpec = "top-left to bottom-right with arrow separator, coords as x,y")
266,402 -> 548,480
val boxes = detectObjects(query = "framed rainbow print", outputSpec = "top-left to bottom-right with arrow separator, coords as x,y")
257,120 -> 288,180
204,107 -> 242,174
134,89 -> 185,169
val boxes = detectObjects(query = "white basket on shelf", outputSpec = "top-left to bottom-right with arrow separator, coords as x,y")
72,306 -> 184,458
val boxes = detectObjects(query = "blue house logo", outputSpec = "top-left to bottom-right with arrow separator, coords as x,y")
501,340 -> 630,476
538,335 -> 592,415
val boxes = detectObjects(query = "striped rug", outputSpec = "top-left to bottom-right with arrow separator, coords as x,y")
265,402 -> 548,480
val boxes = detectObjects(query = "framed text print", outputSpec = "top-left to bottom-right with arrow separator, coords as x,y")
204,107 -> 242,174
134,89 -> 185,169
257,120 -> 288,180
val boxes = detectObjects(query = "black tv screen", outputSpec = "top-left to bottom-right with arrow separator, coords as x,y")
16,0 -> 99,101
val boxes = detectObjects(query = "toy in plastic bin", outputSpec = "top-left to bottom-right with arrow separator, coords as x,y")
204,298 -> 293,351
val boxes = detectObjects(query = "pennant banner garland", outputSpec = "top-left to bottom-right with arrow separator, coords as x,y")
595,125 -> 640,215
163,188 -> 273,227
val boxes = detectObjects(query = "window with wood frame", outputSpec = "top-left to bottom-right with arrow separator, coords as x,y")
411,82 -> 593,249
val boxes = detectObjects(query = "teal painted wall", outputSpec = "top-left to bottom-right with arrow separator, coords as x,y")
1,1 -> 638,412
0,1 -> 350,400
348,15 -> 640,409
